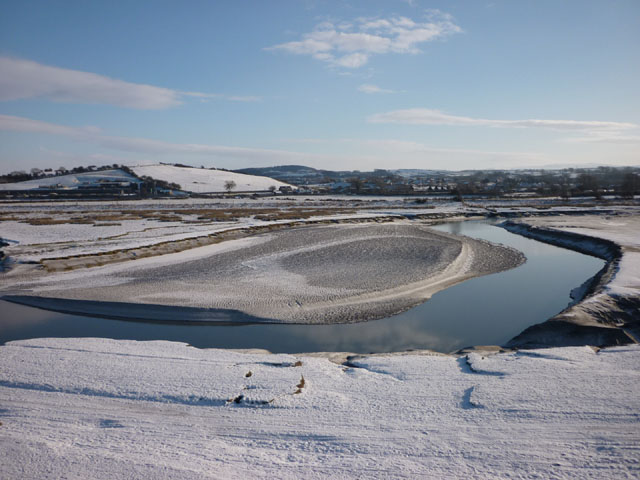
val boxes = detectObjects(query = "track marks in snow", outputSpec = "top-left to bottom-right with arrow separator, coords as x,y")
98,419 -> 124,429
0,368 -> 310,409
11,343 -> 234,367
457,355 -> 506,377
460,386 -> 484,410
342,357 -> 404,381
0,379 -> 227,407
515,350 -> 577,363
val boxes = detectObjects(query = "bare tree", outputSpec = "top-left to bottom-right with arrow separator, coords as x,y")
348,177 -> 364,194
224,180 -> 236,194
620,173 -> 639,199
268,185 -> 277,195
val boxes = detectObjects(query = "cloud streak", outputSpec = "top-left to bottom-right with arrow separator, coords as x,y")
368,108 -> 637,130
7,114 -> 635,172
367,108 -> 640,142
267,11 -> 461,68
357,84 -> 396,94
0,114 -> 343,165
0,57 -> 180,109
0,57 -> 260,109
179,91 -> 262,103
1,114 -> 553,170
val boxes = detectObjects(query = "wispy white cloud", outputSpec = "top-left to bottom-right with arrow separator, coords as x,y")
0,57 -> 260,109
5,114 -> 634,172
266,11 -> 461,68
1,113 -> 548,171
0,113 -> 100,136
286,137 -> 545,165
0,57 -> 180,109
179,91 -> 262,103
368,108 -> 636,130
39,146 -> 130,165
280,136 -> 638,169
0,114 -> 350,166
367,108 -> 640,142
357,84 -> 396,94
227,95 -> 262,103
561,129 -> 640,144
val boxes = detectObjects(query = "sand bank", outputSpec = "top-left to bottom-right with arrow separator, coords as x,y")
2,222 -> 524,324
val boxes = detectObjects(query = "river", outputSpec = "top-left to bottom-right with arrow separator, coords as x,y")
0,220 -> 605,353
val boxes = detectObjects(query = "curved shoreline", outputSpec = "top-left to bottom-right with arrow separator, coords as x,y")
1,223 -> 526,325
2,214 -> 637,353
501,219 -> 639,349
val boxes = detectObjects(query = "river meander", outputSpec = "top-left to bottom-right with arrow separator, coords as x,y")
0,220 -> 605,353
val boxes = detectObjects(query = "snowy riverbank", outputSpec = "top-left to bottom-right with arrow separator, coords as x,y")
502,214 -> 640,348
1,337 -> 638,479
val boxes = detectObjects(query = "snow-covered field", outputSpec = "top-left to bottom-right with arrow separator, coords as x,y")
0,165 -> 291,194
0,169 -> 140,190
0,338 -> 638,479
131,164 -> 292,193
0,197 -> 403,262
1,195 -> 630,264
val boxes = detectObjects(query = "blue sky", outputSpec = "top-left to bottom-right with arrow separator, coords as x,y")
1,0 -> 639,173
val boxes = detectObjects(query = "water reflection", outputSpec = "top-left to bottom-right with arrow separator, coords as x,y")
448,220 -> 462,236
0,221 -> 605,353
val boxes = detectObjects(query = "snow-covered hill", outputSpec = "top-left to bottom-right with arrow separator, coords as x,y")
0,169 -> 140,191
131,164 -> 293,193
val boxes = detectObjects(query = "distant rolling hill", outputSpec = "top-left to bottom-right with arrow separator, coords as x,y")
234,165 -> 343,184
131,164 -> 293,193
0,169 -> 140,191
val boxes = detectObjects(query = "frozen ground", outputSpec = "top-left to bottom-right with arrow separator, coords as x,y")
0,337 -> 638,479
1,223 -> 524,323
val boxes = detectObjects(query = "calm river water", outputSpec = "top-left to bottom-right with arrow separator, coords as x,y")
0,221 -> 605,353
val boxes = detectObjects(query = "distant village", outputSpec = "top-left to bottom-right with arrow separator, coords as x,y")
1,162 -> 638,199
239,165 -> 640,199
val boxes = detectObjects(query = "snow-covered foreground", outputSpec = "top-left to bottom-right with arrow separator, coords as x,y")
1,338 -> 638,479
